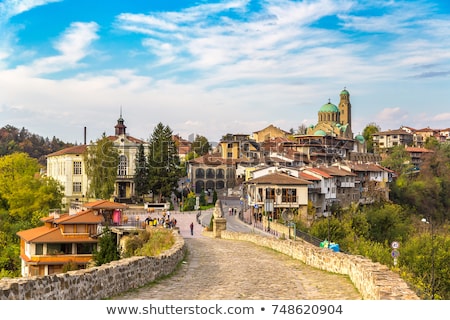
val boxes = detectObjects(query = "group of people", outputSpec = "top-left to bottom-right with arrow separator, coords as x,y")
144,209 -> 195,236
144,215 -> 178,229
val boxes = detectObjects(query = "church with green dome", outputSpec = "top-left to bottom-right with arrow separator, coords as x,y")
306,88 -> 353,139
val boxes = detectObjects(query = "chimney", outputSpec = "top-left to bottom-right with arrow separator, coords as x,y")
84,127 -> 87,145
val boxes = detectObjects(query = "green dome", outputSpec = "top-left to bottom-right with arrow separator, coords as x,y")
340,89 -> 349,95
314,130 -> 327,136
319,102 -> 339,113
355,134 -> 365,143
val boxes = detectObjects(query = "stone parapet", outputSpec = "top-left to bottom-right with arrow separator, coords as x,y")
0,231 -> 186,300
221,231 -> 419,300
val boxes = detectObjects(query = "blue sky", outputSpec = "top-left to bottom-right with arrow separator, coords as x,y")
1,0 -> 449,145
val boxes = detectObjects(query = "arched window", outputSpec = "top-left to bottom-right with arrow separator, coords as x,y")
196,168 -> 205,179
206,168 -> 215,179
206,180 -> 215,191
195,181 -> 205,193
118,155 -> 127,176
216,180 -> 225,190
216,169 -> 225,179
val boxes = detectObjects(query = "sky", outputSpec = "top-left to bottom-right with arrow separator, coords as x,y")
0,0 -> 449,145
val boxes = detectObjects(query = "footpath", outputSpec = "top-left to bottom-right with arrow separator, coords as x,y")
113,211 -> 362,300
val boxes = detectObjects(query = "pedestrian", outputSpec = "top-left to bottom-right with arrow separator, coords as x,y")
190,222 -> 194,236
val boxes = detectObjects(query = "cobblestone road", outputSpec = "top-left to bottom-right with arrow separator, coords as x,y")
113,213 -> 362,300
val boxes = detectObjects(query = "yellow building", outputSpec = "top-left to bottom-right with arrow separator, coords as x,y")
252,124 -> 290,143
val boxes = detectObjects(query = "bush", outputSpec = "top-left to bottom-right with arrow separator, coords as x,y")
122,228 -> 175,258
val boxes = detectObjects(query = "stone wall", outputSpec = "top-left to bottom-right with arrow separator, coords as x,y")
0,231 -> 186,300
221,231 -> 419,300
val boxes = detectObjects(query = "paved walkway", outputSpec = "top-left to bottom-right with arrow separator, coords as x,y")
113,212 -> 362,300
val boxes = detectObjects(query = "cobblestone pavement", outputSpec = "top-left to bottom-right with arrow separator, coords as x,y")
113,212 -> 362,300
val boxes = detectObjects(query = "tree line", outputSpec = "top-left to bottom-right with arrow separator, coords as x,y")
0,125 -> 74,165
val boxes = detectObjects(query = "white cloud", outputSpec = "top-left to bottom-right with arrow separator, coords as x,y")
14,22 -> 99,76
0,0 -> 61,20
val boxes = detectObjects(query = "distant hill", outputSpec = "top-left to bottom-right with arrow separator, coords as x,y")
0,125 -> 75,166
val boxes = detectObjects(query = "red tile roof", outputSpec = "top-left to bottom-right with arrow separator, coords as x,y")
82,200 -> 128,210
405,147 -> 434,153
17,209 -> 103,243
303,167 -> 333,179
246,172 -> 312,185
46,145 -> 87,157
299,172 -> 322,181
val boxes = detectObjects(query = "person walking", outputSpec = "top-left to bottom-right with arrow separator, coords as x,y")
190,222 -> 194,236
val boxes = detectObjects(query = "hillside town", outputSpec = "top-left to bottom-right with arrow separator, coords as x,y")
6,88 -> 449,301
45,88 -> 448,218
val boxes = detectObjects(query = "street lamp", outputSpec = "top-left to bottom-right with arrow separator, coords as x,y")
421,217 -> 435,300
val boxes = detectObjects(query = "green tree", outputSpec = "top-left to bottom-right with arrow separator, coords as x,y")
381,145 -> 414,176
84,134 -> 119,200
392,145 -> 450,222
183,191 -> 197,211
212,190 -> 218,204
147,123 -> 182,202
0,153 -> 63,276
424,136 -> 440,150
199,190 -> 207,206
362,123 -> 380,153
0,152 -> 63,220
400,230 -> 450,300
191,134 -> 211,156
134,143 -> 149,202
364,203 -> 412,244
93,227 -> 119,265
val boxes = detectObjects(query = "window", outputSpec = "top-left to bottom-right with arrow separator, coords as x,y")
35,243 -> 43,255
73,161 -> 82,175
282,188 -> 297,203
206,169 -> 215,179
195,168 -> 205,179
216,169 -> 224,179
118,155 -> 128,176
73,182 -> 82,193
76,243 -> 95,254
47,243 -> 72,255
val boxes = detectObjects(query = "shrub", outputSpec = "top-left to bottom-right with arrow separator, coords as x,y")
122,228 -> 175,258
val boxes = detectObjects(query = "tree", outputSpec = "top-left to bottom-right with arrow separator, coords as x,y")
191,134 -> 211,156
93,227 -> 119,265
147,123 -> 182,202
134,143 -> 149,202
84,134 -> 119,200
381,145 -> 413,176
364,203 -> 412,244
296,124 -> 308,135
0,152 -> 63,220
362,123 -> 380,153
396,145 -> 450,222
0,152 -> 64,276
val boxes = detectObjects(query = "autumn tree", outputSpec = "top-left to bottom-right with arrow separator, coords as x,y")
84,134 -> 119,200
